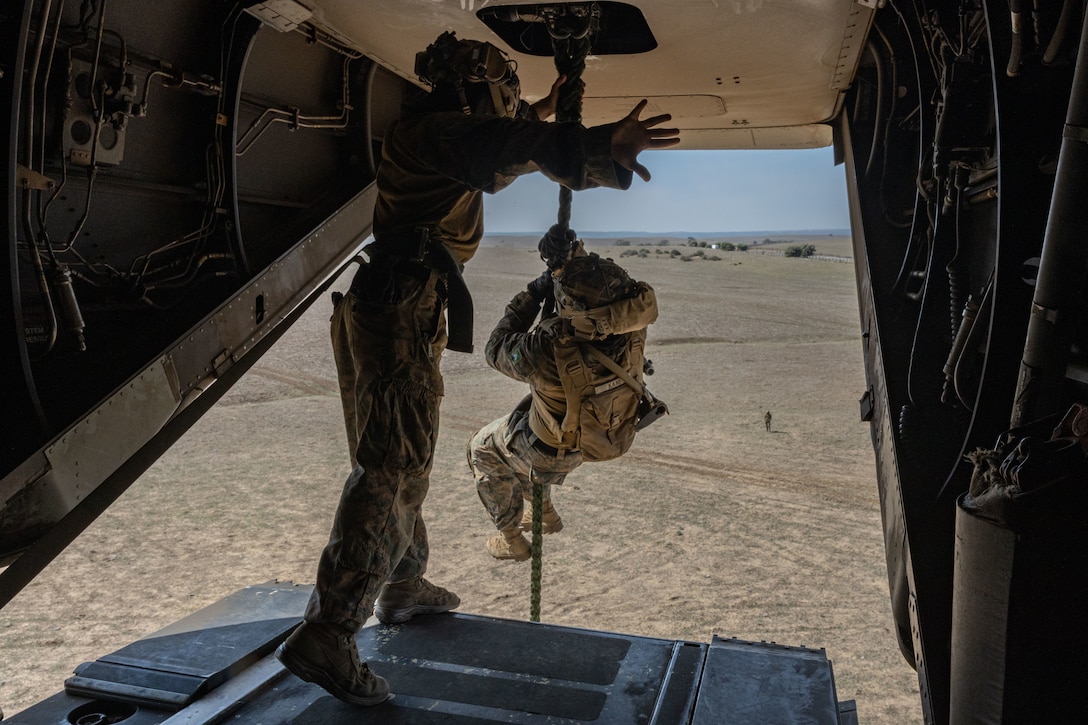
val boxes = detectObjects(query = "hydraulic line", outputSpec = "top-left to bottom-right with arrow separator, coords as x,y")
236,55 -> 354,156
1044,0 -> 1078,64
863,38 -> 888,181
363,58 -> 377,177
22,0 -> 59,356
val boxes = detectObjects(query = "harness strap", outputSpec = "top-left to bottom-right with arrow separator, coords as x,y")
581,340 -> 645,396
426,242 -> 474,354
369,228 -> 474,353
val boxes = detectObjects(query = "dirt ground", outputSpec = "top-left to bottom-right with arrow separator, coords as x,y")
0,237 -> 923,722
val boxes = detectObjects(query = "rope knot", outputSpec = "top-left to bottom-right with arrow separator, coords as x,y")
539,224 -> 579,270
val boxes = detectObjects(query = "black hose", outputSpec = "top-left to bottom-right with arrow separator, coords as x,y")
1043,0 -> 1076,64
1008,0 -> 1024,77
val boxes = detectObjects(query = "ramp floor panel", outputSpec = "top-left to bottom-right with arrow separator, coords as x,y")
62,582 -> 311,709
8,582 -> 850,724
240,612 -> 703,723
691,636 -> 842,724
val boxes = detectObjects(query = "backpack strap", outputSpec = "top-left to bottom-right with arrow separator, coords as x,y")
553,342 -> 590,448
581,339 -> 645,397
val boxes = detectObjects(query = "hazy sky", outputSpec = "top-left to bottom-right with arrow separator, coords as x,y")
483,147 -> 852,234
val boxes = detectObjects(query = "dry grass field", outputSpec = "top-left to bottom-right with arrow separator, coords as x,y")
0,235 -> 923,722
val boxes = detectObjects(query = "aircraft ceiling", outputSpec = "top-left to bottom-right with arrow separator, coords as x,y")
267,0 -> 875,150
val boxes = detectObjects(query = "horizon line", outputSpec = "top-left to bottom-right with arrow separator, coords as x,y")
483,229 -> 851,237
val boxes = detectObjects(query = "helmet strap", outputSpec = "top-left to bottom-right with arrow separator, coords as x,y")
489,82 -> 509,117
455,79 -> 471,115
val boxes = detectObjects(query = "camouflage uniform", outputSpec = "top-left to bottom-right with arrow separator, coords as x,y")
470,259 -> 657,543
469,291 -> 588,530
469,410 -> 581,531
306,111 -> 633,631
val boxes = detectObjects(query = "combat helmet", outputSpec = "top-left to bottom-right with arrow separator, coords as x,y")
554,254 -> 637,311
554,253 -> 658,340
414,31 -> 523,118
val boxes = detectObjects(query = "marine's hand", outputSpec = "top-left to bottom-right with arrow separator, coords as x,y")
531,74 -> 568,121
527,270 -> 553,302
610,100 -> 680,182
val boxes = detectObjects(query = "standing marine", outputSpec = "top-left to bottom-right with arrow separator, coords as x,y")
276,31 -> 680,707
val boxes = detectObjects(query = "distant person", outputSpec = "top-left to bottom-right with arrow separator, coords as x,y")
469,251 -> 659,560
275,30 -> 680,708
765,410 -> 772,431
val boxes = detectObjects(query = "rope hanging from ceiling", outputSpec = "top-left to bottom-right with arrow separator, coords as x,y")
531,5 -> 599,624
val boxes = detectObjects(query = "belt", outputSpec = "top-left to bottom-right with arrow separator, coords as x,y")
528,431 -> 576,457
368,228 -> 474,354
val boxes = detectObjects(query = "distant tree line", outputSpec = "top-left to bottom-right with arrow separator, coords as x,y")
784,244 -> 818,258
617,244 -> 751,262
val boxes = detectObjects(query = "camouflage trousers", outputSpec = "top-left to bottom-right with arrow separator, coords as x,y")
468,409 -> 582,532
305,257 -> 446,632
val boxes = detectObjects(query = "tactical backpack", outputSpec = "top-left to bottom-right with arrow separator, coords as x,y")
553,334 -> 667,462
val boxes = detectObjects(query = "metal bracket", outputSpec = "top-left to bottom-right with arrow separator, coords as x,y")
16,164 -> 56,191
213,350 -> 234,377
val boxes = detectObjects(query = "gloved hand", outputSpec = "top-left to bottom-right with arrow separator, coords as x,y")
527,270 -> 552,303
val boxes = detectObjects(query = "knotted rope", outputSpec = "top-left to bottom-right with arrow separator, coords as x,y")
531,7 -> 597,623
537,30 -> 594,272
530,477 -> 544,622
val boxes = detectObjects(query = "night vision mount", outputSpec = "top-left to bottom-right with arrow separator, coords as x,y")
414,32 -> 520,117
414,32 -> 514,89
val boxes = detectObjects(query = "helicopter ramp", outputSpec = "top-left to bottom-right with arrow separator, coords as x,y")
8,582 -> 857,724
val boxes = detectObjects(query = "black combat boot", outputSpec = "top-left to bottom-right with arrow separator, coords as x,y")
276,621 -> 390,706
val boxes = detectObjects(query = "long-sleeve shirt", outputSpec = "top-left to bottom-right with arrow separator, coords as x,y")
372,113 -> 632,266
485,291 -> 648,449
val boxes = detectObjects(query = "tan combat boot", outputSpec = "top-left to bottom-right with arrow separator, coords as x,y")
519,499 -> 564,534
487,528 -> 532,561
374,577 -> 460,624
276,621 -> 390,706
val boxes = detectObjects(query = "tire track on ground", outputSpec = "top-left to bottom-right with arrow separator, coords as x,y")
441,412 -> 870,509
620,448 -> 871,509
235,365 -> 338,399
442,412 -> 494,435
